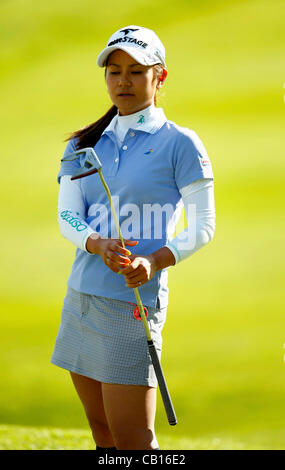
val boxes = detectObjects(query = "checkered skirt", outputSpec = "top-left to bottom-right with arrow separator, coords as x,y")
51,287 -> 167,387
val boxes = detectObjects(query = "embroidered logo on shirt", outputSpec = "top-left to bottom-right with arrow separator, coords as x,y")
137,115 -> 145,124
144,149 -> 154,155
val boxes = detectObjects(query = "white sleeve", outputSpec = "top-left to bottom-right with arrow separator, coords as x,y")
58,175 -> 99,253
165,178 -> 216,264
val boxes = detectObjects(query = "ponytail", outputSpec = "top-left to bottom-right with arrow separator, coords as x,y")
66,105 -> 118,150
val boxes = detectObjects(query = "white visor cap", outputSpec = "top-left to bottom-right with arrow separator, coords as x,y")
97,25 -> 166,69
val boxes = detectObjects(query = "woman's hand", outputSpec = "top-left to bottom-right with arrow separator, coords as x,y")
120,254 -> 157,288
86,235 -> 138,273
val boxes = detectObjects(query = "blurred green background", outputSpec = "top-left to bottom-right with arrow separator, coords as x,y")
1,0 -> 284,450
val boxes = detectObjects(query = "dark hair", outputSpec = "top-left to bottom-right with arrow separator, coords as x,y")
66,64 -> 164,150
67,105 -> 118,150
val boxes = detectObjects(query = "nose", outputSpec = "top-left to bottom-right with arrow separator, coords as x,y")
118,73 -> 131,87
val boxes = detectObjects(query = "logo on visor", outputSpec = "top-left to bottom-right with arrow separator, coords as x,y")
108,29 -> 148,48
120,28 -> 139,36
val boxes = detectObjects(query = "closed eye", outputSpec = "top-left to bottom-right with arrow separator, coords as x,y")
110,71 -> 142,75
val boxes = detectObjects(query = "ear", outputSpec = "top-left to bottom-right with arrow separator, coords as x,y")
156,68 -> 167,90
159,69 -> 168,84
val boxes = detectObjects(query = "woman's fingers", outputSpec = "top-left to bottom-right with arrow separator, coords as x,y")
105,257 -> 129,273
125,268 -> 146,287
122,256 -> 153,286
126,280 -> 143,288
120,257 -> 141,275
124,239 -> 139,246
125,273 -> 144,287
111,239 -> 138,257
102,239 -> 139,272
107,251 -> 131,266
111,244 -> 132,258
123,265 -> 143,279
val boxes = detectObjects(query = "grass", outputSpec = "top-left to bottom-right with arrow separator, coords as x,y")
0,0 -> 284,451
0,425 -> 264,450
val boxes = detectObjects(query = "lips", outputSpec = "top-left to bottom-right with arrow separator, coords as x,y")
118,93 -> 135,96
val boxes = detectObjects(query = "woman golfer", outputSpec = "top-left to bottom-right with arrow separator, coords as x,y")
51,25 -> 216,450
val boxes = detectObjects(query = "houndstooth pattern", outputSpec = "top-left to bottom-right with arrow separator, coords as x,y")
51,287 -> 167,386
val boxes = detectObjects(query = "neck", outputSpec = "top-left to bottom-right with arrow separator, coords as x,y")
118,103 -> 155,117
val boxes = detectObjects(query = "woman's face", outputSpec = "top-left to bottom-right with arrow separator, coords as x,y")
105,49 -> 160,116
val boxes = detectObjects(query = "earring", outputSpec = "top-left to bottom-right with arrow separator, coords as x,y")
160,69 -> 168,83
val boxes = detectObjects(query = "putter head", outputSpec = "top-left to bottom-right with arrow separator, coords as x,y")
61,147 -> 102,180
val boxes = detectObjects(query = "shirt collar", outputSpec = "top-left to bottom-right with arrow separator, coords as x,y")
102,104 -> 167,136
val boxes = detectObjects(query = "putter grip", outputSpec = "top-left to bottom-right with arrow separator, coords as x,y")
148,340 -> 177,426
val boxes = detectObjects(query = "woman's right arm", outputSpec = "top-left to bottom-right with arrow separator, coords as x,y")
58,175 -> 137,270
58,175 -> 99,252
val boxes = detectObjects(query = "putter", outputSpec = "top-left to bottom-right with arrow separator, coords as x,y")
62,147 -> 177,426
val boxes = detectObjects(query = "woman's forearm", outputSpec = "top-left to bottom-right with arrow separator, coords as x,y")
86,233 -> 102,255
148,246 -> 176,272
58,175 -> 100,252
165,179 -> 215,264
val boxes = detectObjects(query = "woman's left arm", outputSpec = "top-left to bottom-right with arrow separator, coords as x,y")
164,178 -> 215,265
123,178 -> 216,287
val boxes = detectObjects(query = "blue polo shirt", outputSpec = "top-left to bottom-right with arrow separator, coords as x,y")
58,107 -> 214,308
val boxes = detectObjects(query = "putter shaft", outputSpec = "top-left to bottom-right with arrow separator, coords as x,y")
98,168 -> 177,426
